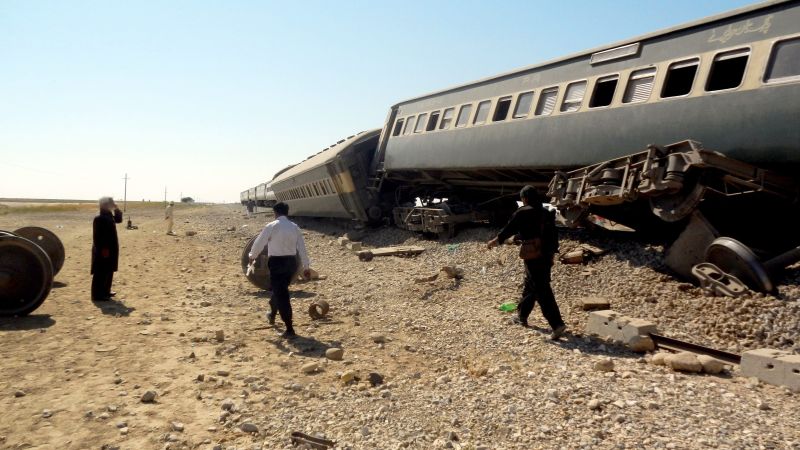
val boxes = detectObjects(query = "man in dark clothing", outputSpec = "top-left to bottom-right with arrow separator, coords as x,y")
91,197 -> 123,301
487,185 -> 567,339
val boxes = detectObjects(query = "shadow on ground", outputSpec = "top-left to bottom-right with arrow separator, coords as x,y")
0,314 -> 56,331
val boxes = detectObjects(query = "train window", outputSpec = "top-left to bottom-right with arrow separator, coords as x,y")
706,49 -> 749,91
426,111 -> 440,131
590,75 -> 618,108
492,97 -> 512,122
392,119 -> 404,136
473,100 -> 491,125
561,81 -> 587,112
765,37 -> 800,82
513,91 -> 534,118
439,108 -> 455,129
403,116 -> 416,135
414,113 -> 428,133
535,88 -> 558,115
661,58 -> 699,98
455,104 -> 472,128
623,67 -> 656,103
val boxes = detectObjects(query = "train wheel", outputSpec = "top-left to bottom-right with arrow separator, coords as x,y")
241,235 -> 272,290
0,234 -> 54,316
705,236 -> 774,293
649,181 -> 705,222
240,235 -> 302,291
14,227 -> 65,276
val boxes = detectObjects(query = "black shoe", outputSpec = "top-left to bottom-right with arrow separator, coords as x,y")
511,316 -> 529,327
280,330 -> 297,339
267,310 -> 276,326
109,291 -> 117,297
551,325 -> 567,340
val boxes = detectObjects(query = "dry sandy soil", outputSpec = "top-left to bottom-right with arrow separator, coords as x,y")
1,204 -> 799,450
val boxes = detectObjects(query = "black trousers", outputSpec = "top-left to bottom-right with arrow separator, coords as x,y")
91,269 -> 114,300
519,257 -> 564,330
268,255 -> 297,332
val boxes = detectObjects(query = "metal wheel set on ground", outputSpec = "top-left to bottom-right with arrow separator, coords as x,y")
0,227 -> 64,317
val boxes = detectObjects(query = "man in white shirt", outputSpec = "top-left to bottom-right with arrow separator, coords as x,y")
249,202 -> 311,338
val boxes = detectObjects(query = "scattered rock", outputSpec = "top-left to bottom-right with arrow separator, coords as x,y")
627,335 -> 655,352
341,371 -> 356,384
140,391 -> 157,403
697,354 -> 725,375
185,230 -> 197,236
215,330 -> 225,342
171,422 -> 184,432
301,362 -> 321,374
370,333 -> 387,344
580,296 -> 611,311
239,422 -> 258,433
367,372 -> 384,386
651,352 -> 668,366
325,348 -> 344,361
13,390 -> 25,398
594,358 -> 615,372
440,266 -> 464,279
588,399 -> 602,410
666,352 -> 703,373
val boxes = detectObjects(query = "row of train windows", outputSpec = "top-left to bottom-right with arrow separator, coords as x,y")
276,178 -> 338,201
392,37 -> 800,137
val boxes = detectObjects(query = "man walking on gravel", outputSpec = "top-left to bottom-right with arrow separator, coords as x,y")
91,196 -> 123,301
487,186 -> 566,339
249,202 -> 311,338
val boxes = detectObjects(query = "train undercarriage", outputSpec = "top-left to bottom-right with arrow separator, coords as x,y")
386,140 -> 800,294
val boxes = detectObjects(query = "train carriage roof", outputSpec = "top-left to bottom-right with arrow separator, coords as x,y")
393,0 -> 793,107
271,129 -> 381,184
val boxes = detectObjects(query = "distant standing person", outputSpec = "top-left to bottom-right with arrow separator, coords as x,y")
91,196 -> 123,301
246,199 -> 255,218
165,201 -> 175,235
487,186 -> 566,339
249,202 -> 311,338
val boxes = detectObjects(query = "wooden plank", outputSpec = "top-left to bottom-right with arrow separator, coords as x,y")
358,246 -> 426,257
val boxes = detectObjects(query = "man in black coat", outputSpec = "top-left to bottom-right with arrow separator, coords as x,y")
91,197 -> 123,301
487,185 -> 567,339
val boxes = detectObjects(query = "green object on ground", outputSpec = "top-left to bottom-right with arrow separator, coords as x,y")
498,302 -> 517,312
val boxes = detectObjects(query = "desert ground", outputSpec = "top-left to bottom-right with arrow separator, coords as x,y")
1,203 -> 799,450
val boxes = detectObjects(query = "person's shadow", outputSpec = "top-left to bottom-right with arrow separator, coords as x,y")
92,299 -> 135,316
0,314 -> 56,331
272,335 -> 343,358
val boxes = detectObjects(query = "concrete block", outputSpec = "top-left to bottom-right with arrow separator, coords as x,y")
337,237 -> 350,247
580,296 -> 611,311
586,310 -> 625,341
346,242 -> 362,251
587,310 -> 658,352
621,318 -> 658,342
741,348 -> 800,391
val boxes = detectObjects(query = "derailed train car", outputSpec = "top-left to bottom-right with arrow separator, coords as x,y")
269,130 -> 382,222
242,0 -> 800,291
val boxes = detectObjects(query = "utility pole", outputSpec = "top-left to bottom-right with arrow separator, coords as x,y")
164,186 -> 167,204
122,173 -> 129,212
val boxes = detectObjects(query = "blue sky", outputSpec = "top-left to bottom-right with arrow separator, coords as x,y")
0,0 -> 755,202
